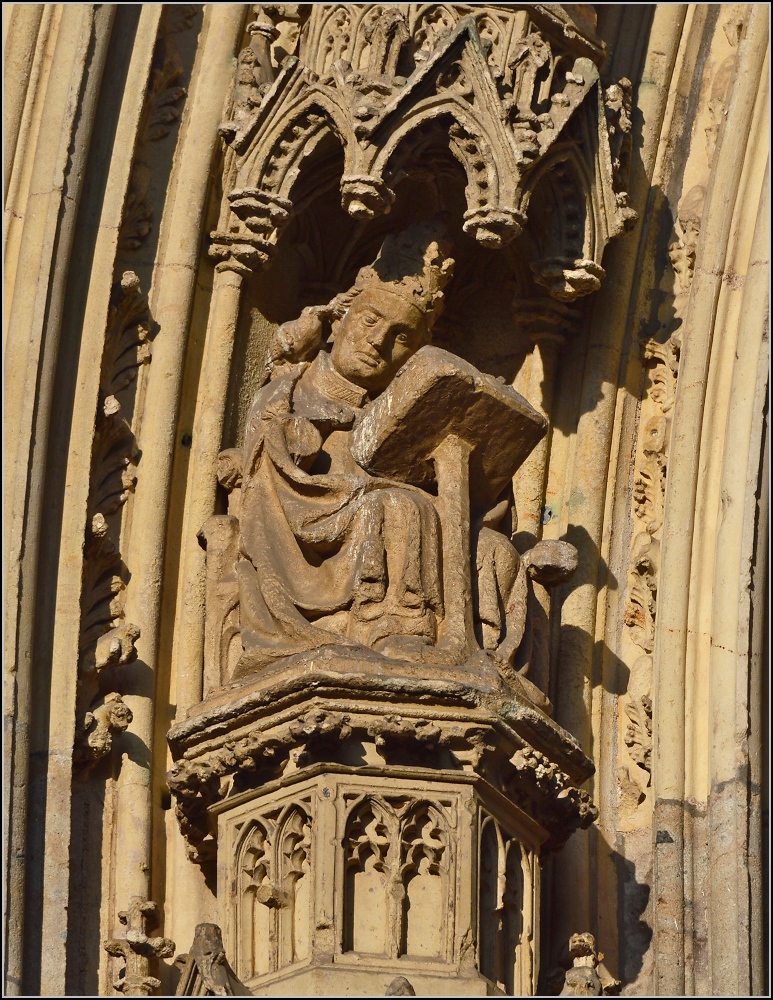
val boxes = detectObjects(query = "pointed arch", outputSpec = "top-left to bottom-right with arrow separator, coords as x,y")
276,804 -> 312,967
238,89 -> 355,200
342,796 -> 394,955
234,819 -> 272,981
398,800 -> 450,960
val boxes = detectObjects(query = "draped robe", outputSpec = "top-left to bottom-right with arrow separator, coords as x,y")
235,351 -> 444,670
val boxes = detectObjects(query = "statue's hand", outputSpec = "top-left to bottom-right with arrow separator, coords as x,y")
270,415 -> 323,473
270,306 -> 326,365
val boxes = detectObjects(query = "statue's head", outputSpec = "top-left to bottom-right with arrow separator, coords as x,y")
330,220 -> 455,393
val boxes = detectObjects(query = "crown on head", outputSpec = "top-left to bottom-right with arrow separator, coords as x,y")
352,219 -> 455,331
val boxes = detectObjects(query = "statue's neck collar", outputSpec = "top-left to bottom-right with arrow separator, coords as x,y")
307,350 -> 369,408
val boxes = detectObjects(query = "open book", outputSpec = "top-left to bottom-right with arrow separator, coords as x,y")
351,346 -> 547,509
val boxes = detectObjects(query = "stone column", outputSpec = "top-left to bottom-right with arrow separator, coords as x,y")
174,256 -> 248,713
512,299 -> 580,550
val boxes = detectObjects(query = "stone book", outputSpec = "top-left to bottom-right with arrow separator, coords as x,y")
351,345 -> 548,509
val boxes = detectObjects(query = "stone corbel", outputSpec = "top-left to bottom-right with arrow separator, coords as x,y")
339,174 -> 396,220
531,256 -> 606,301
210,187 -> 293,270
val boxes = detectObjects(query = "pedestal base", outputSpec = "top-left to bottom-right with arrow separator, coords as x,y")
167,661 -> 596,997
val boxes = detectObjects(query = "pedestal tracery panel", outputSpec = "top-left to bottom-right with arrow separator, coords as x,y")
213,771 -> 547,996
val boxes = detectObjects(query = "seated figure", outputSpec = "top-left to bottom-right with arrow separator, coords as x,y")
221,221 -> 530,680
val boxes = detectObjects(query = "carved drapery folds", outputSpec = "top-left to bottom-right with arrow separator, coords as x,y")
164,6 -> 626,995
211,4 -> 633,298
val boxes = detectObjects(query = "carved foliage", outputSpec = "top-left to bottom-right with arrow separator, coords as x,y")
623,179 -> 694,786
75,272 -> 152,767
167,709 -> 594,863
622,10 -> 736,768
104,897 -> 175,997
623,331 -> 680,659
668,184 -> 704,294
73,690 -> 134,767
508,747 -> 597,852
166,710 -> 349,863
624,655 -> 653,782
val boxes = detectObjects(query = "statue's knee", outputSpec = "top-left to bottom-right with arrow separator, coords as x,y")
477,526 -> 518,563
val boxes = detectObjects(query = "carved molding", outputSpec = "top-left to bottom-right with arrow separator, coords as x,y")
622,20 -> 736,722
119,6 -> 197,252
75,272 -> 152,767
509,747 -> 597,851
622,167 -> 703,791
622,308 -> 682,758
167,701 -> 595,864
621,331 -> 679,782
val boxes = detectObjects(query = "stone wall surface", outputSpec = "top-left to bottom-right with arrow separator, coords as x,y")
2,4 -> 768,998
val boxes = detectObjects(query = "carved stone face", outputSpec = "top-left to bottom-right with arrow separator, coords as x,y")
330,287 -> 428,393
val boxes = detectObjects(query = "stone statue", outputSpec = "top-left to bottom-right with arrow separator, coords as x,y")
216,221 -> 550,700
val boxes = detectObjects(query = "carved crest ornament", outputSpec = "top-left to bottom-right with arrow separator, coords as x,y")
157,5 -> 634,996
